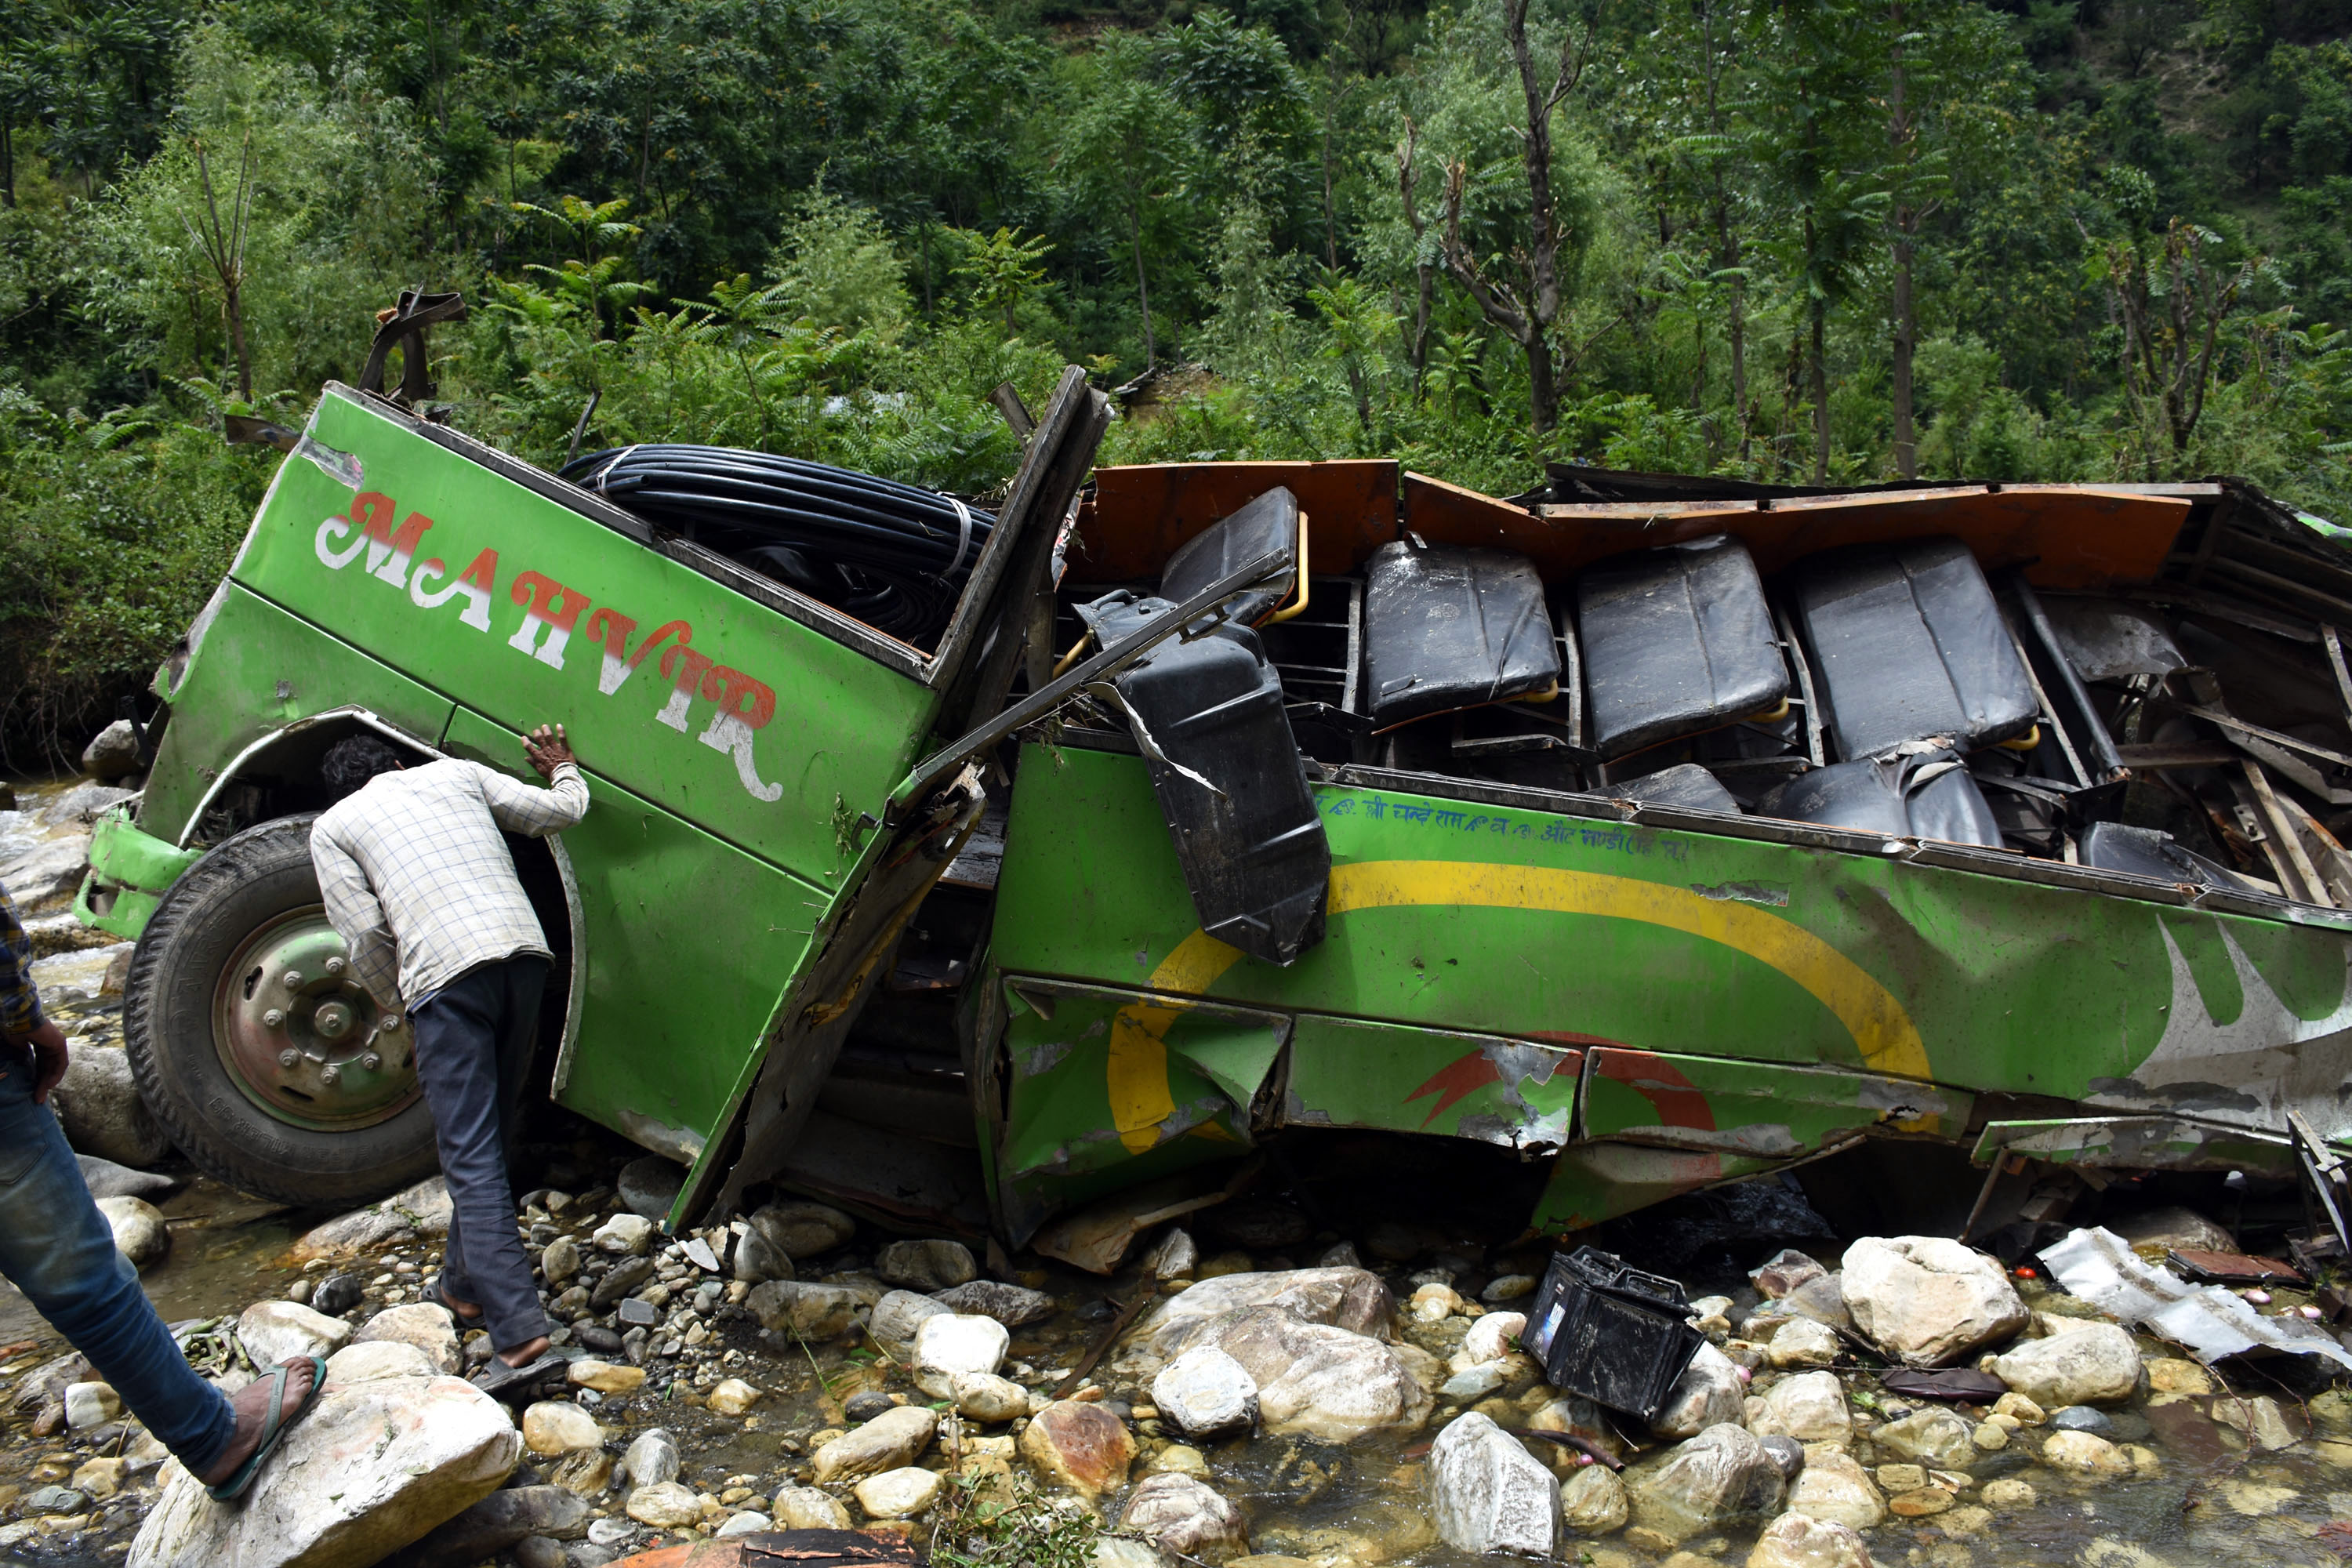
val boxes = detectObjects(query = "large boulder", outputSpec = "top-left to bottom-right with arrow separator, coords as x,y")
77,1156 -> 183,1203
1,837 -> 94,910
1755,1371 -> 1850,1444
1652,1342 -> 1747,1439
1117,1473 -> 1250,1563
1134,1268 -> 1395,1362
1988,1324 -> 2140,1408
931,1279 -> 1057,1327
1783,1448 -> 1884,1531
1839,1237 -> 2025,1367
289,1178 -> 452,1262
913,1313 -> 1009,1399
129,1374 -> 520,1568
1202,1305 -> 1432,1443
53,1044 -> 172,1167
1428,1412 -> 1559,1557
1152,1347 -> 1261,1439
352,1305 -> 463,1376
1018,1400 -> 1134,1499
238,1301 -> 354,1367
393,1486 -> 590,1568
811,1406 -> 937,1485
82,721 -> 143,782
1626,1423 -> 1786,1544
1747,1510 -> 1872,1568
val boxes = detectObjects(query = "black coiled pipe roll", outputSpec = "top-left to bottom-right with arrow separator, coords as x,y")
561,445 -> 994,646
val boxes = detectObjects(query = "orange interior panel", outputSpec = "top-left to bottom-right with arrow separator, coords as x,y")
1075,460 -> 1399,582
1401,475 -> 2191,590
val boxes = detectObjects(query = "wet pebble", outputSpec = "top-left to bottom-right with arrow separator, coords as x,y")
310,1272 -> 361,1315
2049,1405 -> 2113,1435
842,1390 -> 898,1423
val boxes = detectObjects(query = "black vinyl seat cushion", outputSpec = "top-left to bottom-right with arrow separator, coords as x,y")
1612,763 -> 1744,816
1576,534 -> 1789,760
1159,487 -> 1301,629
1758,752 -> 2002,846
1364,541 -> 1561,728
1791,538 -> 2039,760
2078,821 -> 2258,892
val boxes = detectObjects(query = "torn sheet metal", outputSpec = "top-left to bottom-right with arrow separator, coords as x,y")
2038,1225 -> 2352,1370
1581,1047 -> 1971,1156
1281,1014 -> 1578,1153
1972,1114 -> 2298,1175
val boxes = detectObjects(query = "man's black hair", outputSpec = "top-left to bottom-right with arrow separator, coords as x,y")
320,735 -> 407,801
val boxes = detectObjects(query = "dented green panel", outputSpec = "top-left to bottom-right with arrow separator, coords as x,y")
1283,1016 -> 1577,1149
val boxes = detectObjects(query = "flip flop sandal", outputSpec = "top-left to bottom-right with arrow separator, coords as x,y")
205,1355 -> 327,1503
470,1352 -> 565,1399
434,1275 -> 484,1324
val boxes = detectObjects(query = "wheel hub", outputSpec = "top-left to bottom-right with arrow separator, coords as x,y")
213,909 -> 420,1129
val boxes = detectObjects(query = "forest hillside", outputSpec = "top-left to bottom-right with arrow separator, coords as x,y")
2,0 -> 2347,757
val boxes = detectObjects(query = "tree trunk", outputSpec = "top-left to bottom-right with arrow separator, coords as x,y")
1526,328 -> 1559,435
225,281 -> 253,403
1409,262 -> 1433,390
1128,199 -> 1155,368
1888,0 -> 1918,479
1810,295 -> 1830,484
2,118 -> 13,209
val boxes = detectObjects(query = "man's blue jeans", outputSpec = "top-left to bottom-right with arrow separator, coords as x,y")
0,1047 -> 234,1473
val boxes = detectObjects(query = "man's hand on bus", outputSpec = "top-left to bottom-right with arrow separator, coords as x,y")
523,723 -> 575,781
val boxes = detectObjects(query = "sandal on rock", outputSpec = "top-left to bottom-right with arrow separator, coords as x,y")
470,1352 -> 564,1399
206,1355 -> 327,1503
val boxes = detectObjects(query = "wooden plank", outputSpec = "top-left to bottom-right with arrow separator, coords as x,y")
2114,743 -> 2240,770
2240,758 -> 2330,905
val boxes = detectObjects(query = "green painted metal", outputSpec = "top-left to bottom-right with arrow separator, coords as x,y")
989,739 -> 2352,1232
1283,1015 -> 1577,1149
76,810 -> 204,938
1972,1116 -> 2297,1176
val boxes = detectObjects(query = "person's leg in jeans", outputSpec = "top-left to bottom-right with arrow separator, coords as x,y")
0,1051 -> 237,1473
412,957 -> 550,1356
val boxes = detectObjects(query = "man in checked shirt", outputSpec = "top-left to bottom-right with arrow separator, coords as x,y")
311,722 -> 587,1384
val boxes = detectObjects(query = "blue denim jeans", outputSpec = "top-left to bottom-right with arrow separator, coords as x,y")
0,1047 -> 234,1473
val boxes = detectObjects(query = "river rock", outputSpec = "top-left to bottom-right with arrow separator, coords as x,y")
2049,1405 -> 2111,1434
1757,1371 -> 1850,1443
750,1200 -> 855,1260
64,1382 -> 122,1431
854,1468 -> 942,1519
1752,1249 -> 1828,1299
129,1373 -> 520,1568
1153,1346 -> 1261,1439
1460,1312 -> 1526,1366
623,1483 -> 702,1529
82,721 -> 143,782
876,1239 -> 977,1292
746,1280 -> 858,1340
1764,1316 -> 1840,1370
53,1044 -> 171,1167
1873,1408 -> 1976,1468
615,1158 -> 684,1221
1747,1511 -> 1871,1568
1784,1448 -> 1884,1530
288,1177 -> 452,1262
522,1402 -> 605,1455
706,1377 -> 759,1415
1203,1305 -> 1432,1442
812,1406 -> 937,1484
1982,1477 -> 2036,1509
1759,1435 -> 1806,1480
1137,1268 -> 1395,1362
592,1214 -> 653,1256
1627,1423 -> 1786,1544
0,837 -> 93,909
620,1430 -> 680,1489
2041,1428 -> 2131,1479
1428,1412 -> 1559,1555
2212,1394 -> 2301,1451
913,1312 -> 1009,1398
952,1372 -> 1030,1423
731,1213 -> 795,1285
568,1361 -> 646,1395
397,1485 -> 591,1568
1120,1472 -> 1249,1562
545,1450 -> 612,1496
588,1257 -> 655,1312
1019,1399 -> 1134,1498
931,1279 -> 1057,1327
353,1303 -> 463,1374
1560,1463 -> 1629,1532
97,1196 -> 169,1269
238,1299 -> 354,1366
75,1156 -> 183,1202
1653,1341 -> 1747,1439
542,1239 -> 581,1287
1147,1228 -> 1200,1279
1839,1236 -> 2024,1367
2110,1207 -> 2235,1254
1989,1323 -> 2140,1407
871,1290 -> 950,1355
769,1487 -> 852,1530
711,1513 -> 768,1540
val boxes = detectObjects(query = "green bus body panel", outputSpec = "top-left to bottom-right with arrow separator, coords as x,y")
230,390 -> 935,887
992,742 -> 2352,1226
141,583 -> 458,839
1283,1015 -> 1578,1149
439,708 -> 818,1158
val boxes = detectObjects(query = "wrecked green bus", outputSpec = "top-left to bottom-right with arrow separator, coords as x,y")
77,341 -> 2352,1264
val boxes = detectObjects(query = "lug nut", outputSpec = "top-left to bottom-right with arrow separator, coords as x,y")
324,956 -> 346,975
320,1064 -> 341,1085
360,1051 -> 382,1071
278,1049 -> 299,1069
263,1008 -> 285,1027
281,970 -> 303,989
